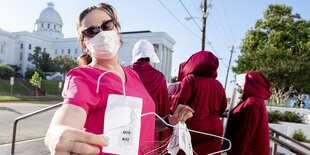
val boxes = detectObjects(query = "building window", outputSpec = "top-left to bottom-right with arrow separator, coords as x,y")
0,44 -> 3,53
20,52 -> 22,61
55,49 -> 57,54
48,24 -> 50,29
74,57 -> 77,60
21,43 -> 23,49
68,49 -> 71,54
75,48 -> 78,54
43,48 -> 46,52
54,25 -> 56,30
28,44 -> 32,50
61,49 -> 64,54
41,23 -> 43,28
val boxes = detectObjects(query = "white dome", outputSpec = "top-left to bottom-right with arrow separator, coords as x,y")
33,2 -> 64,39
37,2 -> 62,25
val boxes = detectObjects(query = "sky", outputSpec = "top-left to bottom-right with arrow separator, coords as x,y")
0,0 -> 309,97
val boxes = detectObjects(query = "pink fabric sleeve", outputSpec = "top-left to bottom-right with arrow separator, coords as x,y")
62,69 -> 101,114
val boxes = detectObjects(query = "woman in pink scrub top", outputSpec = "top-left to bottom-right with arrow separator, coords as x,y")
44,3 -> 193,155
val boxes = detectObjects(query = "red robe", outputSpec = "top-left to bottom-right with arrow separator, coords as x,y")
129,61 -> 170,151
171,51 -> 227,155
223,72 -> 271,155
177,62 -> 186,82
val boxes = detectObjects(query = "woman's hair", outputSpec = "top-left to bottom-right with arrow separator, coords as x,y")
77,3 -> 121,66
137,57 -> 150,62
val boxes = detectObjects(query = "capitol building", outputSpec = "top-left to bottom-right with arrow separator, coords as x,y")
0,2 -> 175,82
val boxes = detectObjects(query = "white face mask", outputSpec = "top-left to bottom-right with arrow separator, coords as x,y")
84,31 -> 121,59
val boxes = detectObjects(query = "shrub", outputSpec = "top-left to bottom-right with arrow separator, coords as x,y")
268,110 -> 304,123
8,65 -> 21,72
268,110 -> 282,123
283,111 -> 303,123
0,64 -> 14,79
25,68 -> 46,79
292,129 -> 306,142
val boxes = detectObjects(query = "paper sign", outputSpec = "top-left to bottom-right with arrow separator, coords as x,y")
10,77 -> 14,85
58,81 -> 62,88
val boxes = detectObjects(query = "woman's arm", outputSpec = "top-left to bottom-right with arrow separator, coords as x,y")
45,103 -> 108,155
170,76 -> 193,112
155,104 -> 194,132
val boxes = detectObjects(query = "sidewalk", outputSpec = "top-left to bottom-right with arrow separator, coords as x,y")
0,102 -> 58,145
0,138 -> 49,155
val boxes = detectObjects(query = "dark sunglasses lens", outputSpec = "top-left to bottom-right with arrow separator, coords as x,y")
82,20 -> 114,38
101,20 -> 115,31
83,27 -> 100,37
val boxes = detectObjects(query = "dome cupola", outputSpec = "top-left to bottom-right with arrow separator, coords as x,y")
33,2 -> 64,39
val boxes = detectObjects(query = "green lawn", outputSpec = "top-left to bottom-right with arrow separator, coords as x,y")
0,79 -> 28,94
42,80 -> 62,95
0,96 -> 62,101
0,79 -> 62,95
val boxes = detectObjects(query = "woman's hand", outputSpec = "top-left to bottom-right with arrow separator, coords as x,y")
45,104 -> 108,155
45,125 -> 108,155
221,109 -> 229,117
169,104 -> 194,125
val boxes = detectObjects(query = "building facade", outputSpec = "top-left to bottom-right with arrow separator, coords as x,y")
0,3 -> 175,83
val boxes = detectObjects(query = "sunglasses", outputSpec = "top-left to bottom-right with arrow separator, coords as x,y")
81,19 -> 116,38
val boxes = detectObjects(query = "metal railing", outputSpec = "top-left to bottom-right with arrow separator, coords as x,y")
11,103 -> 62,155
10,103 -> 310,155
269,127 -> 310,155
222,112 -> 310,155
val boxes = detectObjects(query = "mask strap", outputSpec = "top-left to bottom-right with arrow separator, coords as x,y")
141,112 -> 232,155
96,70 -> 126,96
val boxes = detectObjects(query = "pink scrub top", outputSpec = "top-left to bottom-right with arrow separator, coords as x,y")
62,65 -> 155,155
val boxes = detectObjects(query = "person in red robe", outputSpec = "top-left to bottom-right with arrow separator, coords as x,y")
171,51 -> 227,155
222,72 -> 272,155
129,39 -> 171,152
177,62 -> 186,82
167,62 -> 186,106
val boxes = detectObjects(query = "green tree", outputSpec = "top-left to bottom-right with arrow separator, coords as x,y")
51,55 -> 77,79
171,76 -> 178,83
233,4 -> 310,105
28,46 -> 52,72
29,71 -> 42,98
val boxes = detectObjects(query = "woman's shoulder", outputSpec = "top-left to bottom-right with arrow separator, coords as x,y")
243,97 -> 265,109
66,66 -> 98,78
124,66 -> 141,81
